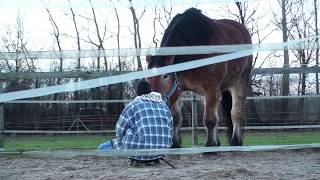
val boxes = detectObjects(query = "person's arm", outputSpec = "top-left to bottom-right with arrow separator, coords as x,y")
115,105 -> 134,138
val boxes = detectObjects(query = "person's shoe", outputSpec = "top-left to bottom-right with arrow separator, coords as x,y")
97,141 -> 113,151
128,159 -> 161,168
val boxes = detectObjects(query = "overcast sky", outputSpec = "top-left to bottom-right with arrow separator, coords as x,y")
0,0 -> 276,49
1,0 -> 316,70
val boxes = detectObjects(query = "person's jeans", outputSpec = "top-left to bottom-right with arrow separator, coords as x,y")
97,140 -> 113,150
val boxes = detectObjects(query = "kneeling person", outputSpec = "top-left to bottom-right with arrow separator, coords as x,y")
98,79 -> 173,166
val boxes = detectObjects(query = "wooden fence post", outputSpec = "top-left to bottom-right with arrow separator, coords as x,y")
0,81 -> 4,151
191,93 -> 198,146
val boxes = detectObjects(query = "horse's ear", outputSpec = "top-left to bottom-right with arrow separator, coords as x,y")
146,56 -> 152,64
164,55 -> 175,65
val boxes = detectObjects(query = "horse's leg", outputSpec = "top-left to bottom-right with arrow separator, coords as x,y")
204,92 -> 220,147
221,91 -> 233,144
171,100 -> 182,148
229,85 -> 246,146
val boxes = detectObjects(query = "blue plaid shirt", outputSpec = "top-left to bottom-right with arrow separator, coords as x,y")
112,92 -> 173,160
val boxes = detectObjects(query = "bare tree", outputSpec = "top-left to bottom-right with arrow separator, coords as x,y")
68,0 -> 81,70
43,5 -> 67,122
67,0 -> 81,113
152,7 -> 160,47
314,0 -> 319,94
1,15 -> 35,73
114,5 -> 121,71
288,0 -> 314,95
87,0 -> 108,70
128,0 -> 143,70
151,4 -> 173,47
280,0 -> 290,96
226,2 -> 257,27
270,0 -> 298,95
0,15 -> 42,126
45,7 -> 63,72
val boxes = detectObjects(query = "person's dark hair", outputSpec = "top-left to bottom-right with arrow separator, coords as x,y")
135,79 -> 152,96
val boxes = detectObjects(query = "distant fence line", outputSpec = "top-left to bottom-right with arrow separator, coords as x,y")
2,95 -> 320,132
3,125 -> 320,135
0,67 -> 320,80
0,40 -> 319,60
1,36 -> 320,103
0,37 -> 320,150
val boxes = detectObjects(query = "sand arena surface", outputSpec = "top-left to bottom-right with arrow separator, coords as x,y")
1,149 -> 319,180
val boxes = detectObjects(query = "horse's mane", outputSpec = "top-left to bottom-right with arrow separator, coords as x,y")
161,8 -> 215,47
147,56 -> 167,69
149,8 -> 215,68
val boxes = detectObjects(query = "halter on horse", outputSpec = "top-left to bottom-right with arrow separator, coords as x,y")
161,73 -> 179,104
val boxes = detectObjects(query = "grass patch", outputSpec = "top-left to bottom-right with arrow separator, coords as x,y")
4,134 -> 112,152
181,131 -> 320,147
4,131 -> 320,152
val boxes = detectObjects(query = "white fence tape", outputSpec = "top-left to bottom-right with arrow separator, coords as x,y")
0,41 -> 319,60
0,49 -> 251,102
20,143 -> 320,158
246,95 -> 320,100
0,36 -> 319,103
3,94 -> 320,104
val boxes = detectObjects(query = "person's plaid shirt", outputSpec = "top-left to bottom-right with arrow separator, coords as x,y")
112,92 -> 173,160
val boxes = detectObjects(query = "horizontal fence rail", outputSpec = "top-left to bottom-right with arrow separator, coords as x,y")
1,67 -> 320,80
0,36 -> 320,102
3,125 -> 320,134
0,40 -> 319,60
3,95 -> 320,104
2,96 -> 320,132
1,144 -> 319,158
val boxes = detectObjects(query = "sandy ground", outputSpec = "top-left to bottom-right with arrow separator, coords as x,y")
0,149 -> 319,180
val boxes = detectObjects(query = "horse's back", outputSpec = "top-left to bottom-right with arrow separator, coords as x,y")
158,8 -> 253,92
209,19 -> 251,45
207,19 -> 252,88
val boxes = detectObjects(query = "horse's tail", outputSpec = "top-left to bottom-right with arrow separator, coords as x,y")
221,91 -> 233,144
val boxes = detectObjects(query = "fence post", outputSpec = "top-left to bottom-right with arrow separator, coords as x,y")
0,81 -> 4,151
191,93 -> 198,146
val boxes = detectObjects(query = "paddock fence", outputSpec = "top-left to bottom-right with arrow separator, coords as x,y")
0,32 -> 320,155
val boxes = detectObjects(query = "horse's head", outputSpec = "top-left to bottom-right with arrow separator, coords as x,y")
146,55 -> 180,105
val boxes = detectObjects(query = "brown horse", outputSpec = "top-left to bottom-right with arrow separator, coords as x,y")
146,8 -> 252,148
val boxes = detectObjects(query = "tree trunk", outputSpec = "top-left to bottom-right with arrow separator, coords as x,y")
69,0 -> 81,114
314,0 -> 319,94
281,0 -> 290,96
129,0 -> 142,70
235,2 -> 246,25
114,6 -> 123,97
301,73 -> 306,95
45,6 -> 63,119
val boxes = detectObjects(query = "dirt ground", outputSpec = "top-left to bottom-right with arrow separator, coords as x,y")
0,149 -> 319,180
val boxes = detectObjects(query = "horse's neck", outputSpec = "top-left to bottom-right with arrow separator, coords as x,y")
173,54 -> 211,65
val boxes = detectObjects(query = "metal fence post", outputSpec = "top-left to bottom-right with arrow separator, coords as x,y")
0,81 -> 4,151
191,93 -> 198,146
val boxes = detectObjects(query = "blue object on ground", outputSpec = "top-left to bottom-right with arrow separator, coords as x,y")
97,140 -> 113,150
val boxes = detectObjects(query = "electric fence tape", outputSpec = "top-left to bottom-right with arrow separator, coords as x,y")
18,143 -> 320,158
0,36 -> 319,103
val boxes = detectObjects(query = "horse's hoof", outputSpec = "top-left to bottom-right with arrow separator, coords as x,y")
230,136 -> 243,146
171,143 -> 182,148
205,140 -> 220,147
